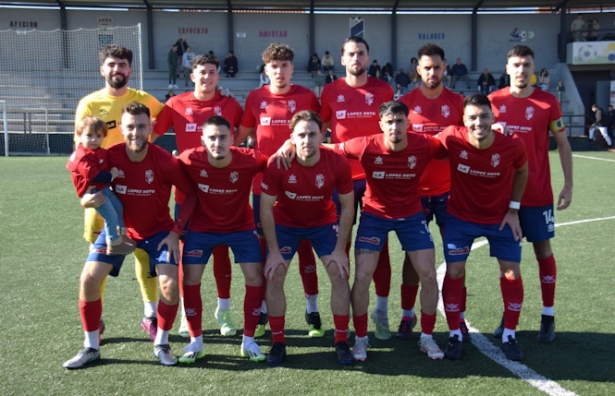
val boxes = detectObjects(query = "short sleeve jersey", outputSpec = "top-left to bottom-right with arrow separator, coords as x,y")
489,87 -> 564,207
75,88 -> 164,149
261,147 -> 353,228
240,84 -> 320,194
67,144 -> 109,197
179,146 -> 267,233
107,143 -> 193,241
320,77 -> 394,180
339,134 -> 445,219
153,91 -> 243,153
439,126 -> 527,224
399,88 -> 464,196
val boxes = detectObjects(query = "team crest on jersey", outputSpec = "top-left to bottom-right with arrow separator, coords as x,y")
413,124 -> 423,132
407,156 -> 417,169
460,150 -> 468,159
413,105 -> 422,114
185,108 -> 193,116
491,153 -> 500,167
288,174 -> 297,184
365,93 -> 374,106
441,105 -> 450,118
145,170 -> 154,184
337,94 -> 345,103
288,100 -> 296,113
200,169 -> 208,177
214,106 -> 222,116
260,101 -> 267,109
499,105 -> 507,113
315,173 -> 325,188
229,171 -> 239,183
525,106 -> 534,120
374,156 -> 383,165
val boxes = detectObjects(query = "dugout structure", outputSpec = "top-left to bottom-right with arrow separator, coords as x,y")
0,25 -> 143,156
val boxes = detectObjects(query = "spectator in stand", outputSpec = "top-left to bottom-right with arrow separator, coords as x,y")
321,51 -> 334,72
259,64 -> 270,88
451,58 -> 470,89
409,57 -> 419,87
325,69 -> 337,85
174,37 -> 189,77
168,45 -> 179,89
443,59 -> 452,87
182,46 -> 196,88
314,69 -> 325,98
477,68 -> 496,94
223,50 -> 238,78
588,18 -> 600,41
382,63 -> 395,83
368,60 -> 381,78
394,69 -> 412,96
589,103 -> 613,146
604,105 -> 615,141
539,69 -> 550,91
498,72 -> 511,89
570,15 -> 587,42
307,53 -> 321,77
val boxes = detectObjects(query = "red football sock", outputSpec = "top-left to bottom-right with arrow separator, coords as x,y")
442,275 -> 463,331
269,315 -> 286,344
183,283 -> 203,337
213,245 -> 232,299
79,299 -> 102,332
333,314 -> 350,344
537,254 -> 556,308
501,276 -> 523,330
401,284 -> 419,311
243,285 -> 262,337
353,313 -> 369,338
157,300 -> 178,332
373,239 -> 391,297
461,285 -> 467,315
178,240 -> 185,298
420,310 -> 436,335
298,239 -> 319,296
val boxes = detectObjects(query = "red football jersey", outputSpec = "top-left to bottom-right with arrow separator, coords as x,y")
320,77 -> 394,180
179,146 -> 267,233
338,133 -> 445,219
108,143 -> 194,241
400,87 -> 464,196
440,126 -> 527,224
261,147 -> 353,228
67,144 -> 109,197
241,84 -> 320,194
489,87 -> 564,207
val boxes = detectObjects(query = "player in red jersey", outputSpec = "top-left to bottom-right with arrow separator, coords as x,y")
236,43 -> 324,338
153,53 -> 244,338
334,101 -> 446,361
319,36 -> 395,340
260,110 -> 355,366
440,94 -> 528,361
63,103 -> 196,369
396,43 -> 466,341
489,45 -> 573,343
176,116 -> 267,364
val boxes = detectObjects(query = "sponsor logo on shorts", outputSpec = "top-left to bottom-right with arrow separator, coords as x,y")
185,123 -> 197,132
91,247 -> 108,254
183,249 -> 203,258
448,245 -> 470,255
457,164 -> 470,174
279,246 -> 292,254
358,236 -> 380,246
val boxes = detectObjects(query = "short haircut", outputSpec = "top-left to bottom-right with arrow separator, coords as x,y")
75,116 -> 108,138
379,101 -> 409,118
464,93 -> 492,109
418,43 -> 445,60
99,45 -> 133,66
592,103 -> 598,108
122,102 -> 150,118
507,45 -> 535,60
341,36 -> 370,55
262,43 -> 294,63
192,53 -> 219,69
204,115 -> 231,130
289,110 -> 323,131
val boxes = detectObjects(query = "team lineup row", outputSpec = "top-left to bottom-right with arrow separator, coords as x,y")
62,37 -> 573,369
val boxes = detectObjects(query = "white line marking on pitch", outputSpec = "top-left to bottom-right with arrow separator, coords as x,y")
572,154 -> 615,163
435,215 -> 615,396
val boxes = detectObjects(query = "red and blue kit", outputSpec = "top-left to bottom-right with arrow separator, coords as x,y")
67,144 -> 110,197
179,146 -> 268,233
260,147 -> 353,228
439,125 -> 527,224
400,88 -> 464,196
489,88 -> 564,207
320,77 -> 394,179
107,143 -> 194,241
337,133 -> 445,219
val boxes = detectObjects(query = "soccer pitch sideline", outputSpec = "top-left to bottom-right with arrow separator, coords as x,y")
0,152 -> 613,396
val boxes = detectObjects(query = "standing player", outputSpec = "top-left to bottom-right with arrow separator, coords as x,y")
260,110 -> 355,366
440,94 -> 528,361
236,43 -> 323,338
63,103 -> 196,369
336,101 -> 446,361
489,45 -> 573,343
153,53 -> 244,338
396,43 -> 466,341
177,116 -> 267,364
319,36 -> 395,340
74,45 -> 164,342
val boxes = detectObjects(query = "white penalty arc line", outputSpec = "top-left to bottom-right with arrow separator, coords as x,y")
572,154 -> 615,163
435,215 -> 615,396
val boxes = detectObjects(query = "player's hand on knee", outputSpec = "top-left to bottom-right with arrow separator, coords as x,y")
264,252 -> 288,280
